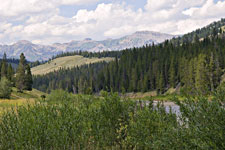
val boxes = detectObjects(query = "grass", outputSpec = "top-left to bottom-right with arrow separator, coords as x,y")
125,91 -> 157,99
148,94 -> 184,101
31,55 -> 114,75
0,88 -> 46,114
124,89 -> 184,101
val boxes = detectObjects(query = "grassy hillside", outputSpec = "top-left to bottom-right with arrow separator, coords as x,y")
31,55 -> 114,75
0,88 -> 45,114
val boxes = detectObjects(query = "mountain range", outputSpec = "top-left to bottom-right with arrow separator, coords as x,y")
0,31 -> 174,61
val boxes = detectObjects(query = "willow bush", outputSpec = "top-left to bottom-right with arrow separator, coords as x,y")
0,90 -> 224,149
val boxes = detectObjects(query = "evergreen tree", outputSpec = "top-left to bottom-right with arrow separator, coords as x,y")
16,53 -> 27,92
142,74 -> 149,92
1,53 -> 8,78
195,54 -> 210,95
130,67 -> 138,92
25,64 -> 33,91
7,64 -> 14,82
158,72 -> 165,94
209,53 -> 215,91
169,58 -> 176,88
182,58 -> 196,95
213,54 -> 222,88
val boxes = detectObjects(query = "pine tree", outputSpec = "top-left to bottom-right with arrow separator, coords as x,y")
7,64 -> 14,82
25,64 -> 33,91
16,53 -> 26,92
158,72 -> 165,94
1,53 -> 8,78
213,54 -> 222,88
183,58 -> 196,95
209,53 -> 215,91
130,67 -> 138,92
169,58 -> 176,88
142,74 -> 149,92
195,54 -> 210,95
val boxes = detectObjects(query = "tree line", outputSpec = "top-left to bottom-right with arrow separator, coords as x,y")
52,50 -> 123,59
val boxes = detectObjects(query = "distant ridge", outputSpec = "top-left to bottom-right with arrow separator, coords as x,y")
0,31 -> 174,61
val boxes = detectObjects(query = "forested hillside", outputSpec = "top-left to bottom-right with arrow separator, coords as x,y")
171,18 -> 225,45
33,19 -> 225,95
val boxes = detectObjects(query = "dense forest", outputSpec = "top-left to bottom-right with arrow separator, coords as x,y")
52,50 -> 123,59
33,19 -> 225,95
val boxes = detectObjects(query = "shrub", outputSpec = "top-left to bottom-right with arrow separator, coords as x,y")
0,91 -> 224,149
0,77 -> 12,99
46,89 -> 74,103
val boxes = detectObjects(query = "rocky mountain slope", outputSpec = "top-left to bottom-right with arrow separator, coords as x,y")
0,31 -> 174,61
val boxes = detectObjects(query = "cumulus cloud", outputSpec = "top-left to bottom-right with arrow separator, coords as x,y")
61,0 -> 100,5
0,0 -> 224,44
0,0 -> 99,18
0,0 -> 55,17
183,0 -> 225,19
145,0 -> 176,11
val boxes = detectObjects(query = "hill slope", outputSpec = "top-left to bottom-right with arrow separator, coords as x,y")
31,55 -> 114,75
0,31 -> 174,61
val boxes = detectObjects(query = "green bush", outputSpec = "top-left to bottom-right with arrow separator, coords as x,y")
0,91 -> 224,149
46,89 -> 74,103
0,77 -> 12,99
176,97 -> 225,149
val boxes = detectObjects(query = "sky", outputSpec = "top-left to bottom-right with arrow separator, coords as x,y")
0,0 -> 224,45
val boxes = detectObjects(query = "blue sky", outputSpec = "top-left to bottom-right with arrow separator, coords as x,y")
0,0 -> 224,44
60,0 -> 221,17
59,0 -> 147,17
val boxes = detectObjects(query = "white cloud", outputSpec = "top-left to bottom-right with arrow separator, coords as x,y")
0,0 -> 99,18
0,22 -> 12,33
145,0 -> 176,11
0,0 -> 224,45
0,0 -> 56,17
104,25 -> 135,37
183,0 -> 225,19
61,0 -> 100,5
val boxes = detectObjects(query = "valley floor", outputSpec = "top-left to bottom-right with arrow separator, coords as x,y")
0,88 -> 45,114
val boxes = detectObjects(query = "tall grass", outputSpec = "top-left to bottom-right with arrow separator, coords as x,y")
0,90 -> 224,149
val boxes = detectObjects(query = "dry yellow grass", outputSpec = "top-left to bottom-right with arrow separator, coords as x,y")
125,91 -> 157,99
31,55 -> 114,75
0,88 -> 46,115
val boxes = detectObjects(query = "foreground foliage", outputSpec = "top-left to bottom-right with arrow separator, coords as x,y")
0,77 -> 12,99
0,90 -> 224,149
